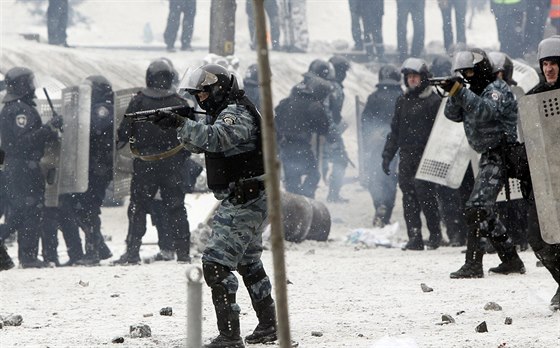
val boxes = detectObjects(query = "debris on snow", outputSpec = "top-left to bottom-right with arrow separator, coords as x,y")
111,336 -> 125,343
130,323 -> 151,338
3,314 -> 23,326
311,331 -> 323,337
504,317 -> 513,325
420,283 -> 433,292
483,302 -> 502,311
159,307 -> 173,316
78,280 -> 89,287
475,321 -> 488,333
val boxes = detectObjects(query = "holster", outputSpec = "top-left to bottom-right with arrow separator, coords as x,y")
233,179 -> 265,205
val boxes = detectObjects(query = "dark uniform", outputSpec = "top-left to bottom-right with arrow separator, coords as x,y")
246,0 -> 280,50
396,0 -> 425,62
325,56 -> 351,203
443,48 -> 525,278
164,0 -> 197,51
348,0 -> 385,60
0,147 -> 15,271
382,58 -> 442,250
115,59 -> 191,264
276,73 -> 333,199
243,64 -> 260,111
0,67 -> 62,268
361,64 -> 401,226
519,37 -> 560,309
157,64 -> 276,348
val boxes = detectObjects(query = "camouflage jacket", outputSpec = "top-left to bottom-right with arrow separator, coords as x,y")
444,78 -> 518,154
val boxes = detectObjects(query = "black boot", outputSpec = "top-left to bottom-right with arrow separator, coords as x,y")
450,242 -> 484,279
402,228 -> 424,250
205,301 -> 244,348
245,300 -> 277,344
0,243 -> 15,271
488,237 -> 526,275
551,286 -> 560,311
76,226 -> 101,266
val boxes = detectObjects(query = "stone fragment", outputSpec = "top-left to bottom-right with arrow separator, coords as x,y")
420,283 -> 433,292
504,317 -> 513,325
3,314 -> 23,326
483,302 -> 502,311
311,331 -> 323,337
159,307 -> 173,316
475,321 -> 488,333
112,336 -> 125,343
130,324 -> 152,338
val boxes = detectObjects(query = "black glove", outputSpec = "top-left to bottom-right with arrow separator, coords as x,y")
382,158 -> 391,176
46,114 -> 64,132
153,110 -> 185,129
440,76 -> 464,96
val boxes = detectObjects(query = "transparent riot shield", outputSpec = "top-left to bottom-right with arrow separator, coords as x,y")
415,97 -> 472,188
518,89 -> 560,244
355,95 -> 367,187
59,84 -> 91,194
37,98 -> 63,207
112,87 -> 142,202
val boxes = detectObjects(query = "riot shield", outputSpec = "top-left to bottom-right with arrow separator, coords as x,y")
59,85 -> 91,194
112,87 -> 142,202
518,89 -> 560,243
37,98 -> 63,207
355,95 -> 367,187
512,59 -> 540,95
415,97 -> 472,189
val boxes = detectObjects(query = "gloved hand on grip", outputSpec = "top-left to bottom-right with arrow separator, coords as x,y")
46,114 -> 64,132
382,157 -> 391,176
440,76 -> 464,96
153,110 -> 185,129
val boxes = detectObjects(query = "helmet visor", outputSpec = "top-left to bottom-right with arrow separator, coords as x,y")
178,66 -> 219,95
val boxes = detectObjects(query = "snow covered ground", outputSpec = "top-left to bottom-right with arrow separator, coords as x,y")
1,1 -> 559,347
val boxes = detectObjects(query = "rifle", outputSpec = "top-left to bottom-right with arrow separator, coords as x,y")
124,105 -> 204,123
428,76 -> 455,86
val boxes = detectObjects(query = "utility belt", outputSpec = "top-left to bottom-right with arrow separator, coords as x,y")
233,178 -> 265,205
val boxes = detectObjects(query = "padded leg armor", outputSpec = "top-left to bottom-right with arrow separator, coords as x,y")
533,244 -> 560,310
238,262 -> 277,344
203,262 -> 244,348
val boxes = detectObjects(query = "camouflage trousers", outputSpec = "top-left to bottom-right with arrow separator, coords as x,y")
466,150 -> 507,238
202,190 -> 272,302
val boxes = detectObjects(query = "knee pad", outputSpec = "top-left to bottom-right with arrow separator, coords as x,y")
203,262 -> 232,288
203,262 -> 238,305
238,261 -> 272,303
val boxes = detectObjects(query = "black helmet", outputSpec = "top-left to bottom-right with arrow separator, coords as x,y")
453,48 -> 494,94
3,67 -> 36,103
307,59 -> 335,80
329,55 -> 350,82
146,58 -> 174,90
179,63 -> 236,114
84,75 -> 114,104
488,51 -> 517,86
430,55 -> 453,77
537,35 -> 560,74
378,64 -> 401,85
244,63 -> 259,87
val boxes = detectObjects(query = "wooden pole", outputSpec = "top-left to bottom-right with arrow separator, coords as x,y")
252,1 -> 292,348
209,0 -> 236,55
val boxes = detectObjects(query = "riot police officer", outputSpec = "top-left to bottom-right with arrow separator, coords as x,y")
0,67 -> 62,268
154,64 -> 277,347
382,58 -> 442,250
243,64 -> 260,110
522,36 -> 560,310
442,48 -> 525,278
361,64 -> 401,227
115,59 -> 191,265
276,65 -> 334,199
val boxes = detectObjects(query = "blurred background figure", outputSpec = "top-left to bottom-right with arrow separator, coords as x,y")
164,0 -> 196,52
523,0 -> 551,56
438,0 -> 467,52
246,0 -> 281,50
361,64 -> 401,227
243,63 -> 260,110
47,0 -> 69,47
490,0 -> 524,58
396,0 -> 425,62
348,0 -> 385,62
552,0 -> 560,34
